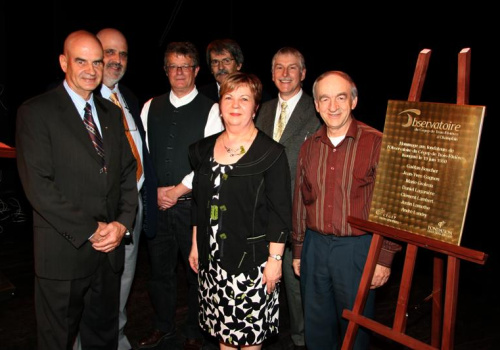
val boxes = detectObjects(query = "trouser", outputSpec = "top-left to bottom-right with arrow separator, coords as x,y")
301,230 -> 375,350
73,193 -> 143,350
36,254 -> 120,350
282,243 -> 305,346
147,200 -> 201,339
118,193 -> 143,349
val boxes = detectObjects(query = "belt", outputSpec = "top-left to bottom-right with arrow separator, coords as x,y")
177,194 -> 192,201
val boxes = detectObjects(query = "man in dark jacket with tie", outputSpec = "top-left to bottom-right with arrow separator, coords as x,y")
16,30 -> 137,350
256,47 -> 321,350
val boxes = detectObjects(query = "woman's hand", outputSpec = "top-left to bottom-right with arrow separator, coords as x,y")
188,227 -> 199,273
262,258 -> 282,294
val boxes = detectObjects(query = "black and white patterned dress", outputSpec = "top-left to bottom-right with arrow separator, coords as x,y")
198,159 -> 280,346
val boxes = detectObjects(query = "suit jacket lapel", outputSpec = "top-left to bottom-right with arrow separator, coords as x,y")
280,94 -> 308,143
95,97 -> 112,166
260,99 -> 279,136
120,86 -> 147,141
57,86 -> 104,165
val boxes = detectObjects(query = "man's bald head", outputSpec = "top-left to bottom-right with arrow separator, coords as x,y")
59,30 -> 103,100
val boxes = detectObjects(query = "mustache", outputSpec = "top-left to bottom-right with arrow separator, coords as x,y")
215,69 -> 229,77
106,62 -> 123,70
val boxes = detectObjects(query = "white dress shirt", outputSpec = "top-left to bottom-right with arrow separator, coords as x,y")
274,89 -> 303,132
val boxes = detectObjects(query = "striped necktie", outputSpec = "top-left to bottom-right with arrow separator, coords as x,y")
83,103 -> 105,168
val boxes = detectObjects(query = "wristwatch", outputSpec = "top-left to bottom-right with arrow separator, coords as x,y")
123,230 -> 133,245
269,254 -> 282,261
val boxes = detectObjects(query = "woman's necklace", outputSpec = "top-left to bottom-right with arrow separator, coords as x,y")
221,128 -> 257,157
222,137 -> 246,157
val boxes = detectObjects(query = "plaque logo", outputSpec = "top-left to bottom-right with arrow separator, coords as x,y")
398,108 -> 462,132
374,208 -> 399,224
398,109 -> 421,127
427,220 -> 453,238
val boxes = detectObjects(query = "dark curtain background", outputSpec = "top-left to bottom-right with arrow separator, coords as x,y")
1,1 -> 496,259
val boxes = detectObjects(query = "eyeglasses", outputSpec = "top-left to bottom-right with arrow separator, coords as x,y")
210,58 -> 235,67
165,65 -> 195,72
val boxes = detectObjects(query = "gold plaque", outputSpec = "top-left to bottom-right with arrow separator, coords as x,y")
369,100 -> 485,245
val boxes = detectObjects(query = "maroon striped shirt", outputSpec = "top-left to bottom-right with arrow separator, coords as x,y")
292,119 -> 400,265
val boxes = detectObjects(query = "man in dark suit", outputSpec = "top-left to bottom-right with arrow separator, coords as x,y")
256,47 -> 321,350
16,30 -> 138,350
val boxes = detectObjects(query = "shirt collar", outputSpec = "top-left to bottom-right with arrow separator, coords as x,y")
278,89 -> 303,112
345,117 -> 358,139
100,83 -> 119,100
319,116 -> 358,146
63,80 -> 94,114
170,86 -> 198,108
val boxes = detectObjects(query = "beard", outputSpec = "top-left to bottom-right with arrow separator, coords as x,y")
104,62 -> 125,86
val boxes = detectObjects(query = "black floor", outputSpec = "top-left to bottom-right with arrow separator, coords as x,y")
1,181 -> 499,349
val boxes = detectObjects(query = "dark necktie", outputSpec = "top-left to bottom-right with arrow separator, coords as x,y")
83,103 -> 105,167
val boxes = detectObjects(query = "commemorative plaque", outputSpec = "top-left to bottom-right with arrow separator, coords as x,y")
369,100 -> 485,245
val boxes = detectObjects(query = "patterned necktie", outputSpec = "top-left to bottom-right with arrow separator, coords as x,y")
110,92 -> 143,182
274,101 -> 288,141
83,103 -> 105,167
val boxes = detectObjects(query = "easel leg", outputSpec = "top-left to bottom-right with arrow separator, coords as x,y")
393,244 -> 418,332
441,257 -> 460,350
431,256 -> 443,347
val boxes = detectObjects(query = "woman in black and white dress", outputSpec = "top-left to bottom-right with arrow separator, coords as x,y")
188,72 -> 292,349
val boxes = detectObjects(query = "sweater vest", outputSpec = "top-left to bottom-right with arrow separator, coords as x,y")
147,93 -> 214,185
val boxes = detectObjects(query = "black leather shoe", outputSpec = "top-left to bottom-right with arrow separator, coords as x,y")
137,329 -> 176,348
183,338 -> 203,350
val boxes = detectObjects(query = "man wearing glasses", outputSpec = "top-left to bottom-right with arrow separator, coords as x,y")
199,39 -> 244,102
138,41 -> 223,350
199,39 -> 271,103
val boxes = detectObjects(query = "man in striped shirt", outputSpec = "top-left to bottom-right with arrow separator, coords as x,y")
292,71 -> 400,350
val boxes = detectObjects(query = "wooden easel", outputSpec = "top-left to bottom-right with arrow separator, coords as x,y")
340,48 -> 488,350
